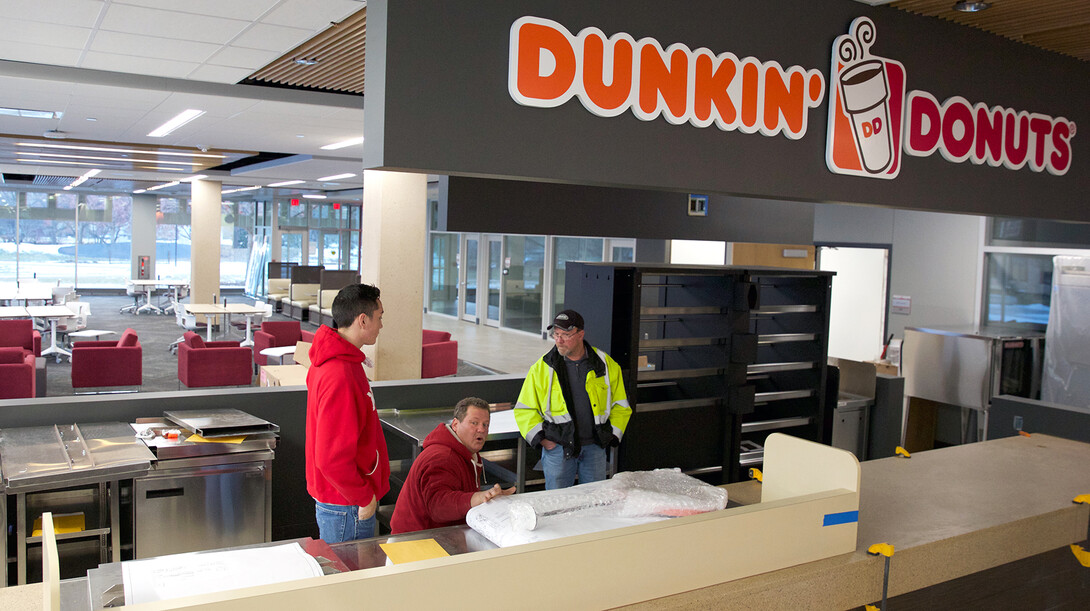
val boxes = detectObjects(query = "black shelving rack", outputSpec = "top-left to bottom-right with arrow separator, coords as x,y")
565,262 -> 835,484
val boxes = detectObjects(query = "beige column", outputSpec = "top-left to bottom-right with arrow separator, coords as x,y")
360,170 -> 427,380
190,179 -> 222,321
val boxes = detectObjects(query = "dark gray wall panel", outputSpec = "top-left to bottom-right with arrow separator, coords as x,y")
367,0 -> 1090,222
445,176 -> 815,243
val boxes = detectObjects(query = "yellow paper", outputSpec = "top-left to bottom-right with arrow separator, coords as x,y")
32,512 -> 85,537
186,433 -> 247,444
379,539 -> 450,564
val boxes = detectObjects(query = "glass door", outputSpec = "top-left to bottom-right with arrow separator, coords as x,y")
320,232 -> 341,269
484,235 -> 502,327
280,229 -> 307,264
460,234 -> 479,322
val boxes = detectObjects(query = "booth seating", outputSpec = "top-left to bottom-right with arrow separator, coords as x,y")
308,270 -> 361,328
177,331 -> 254,388
253,321 -> 316,367
0,318 -> 41,357
266,278 -> 291,313
422,329 -> 458,378
71,328 -> 142,389
0,346 -> 35,399
280,265 -> 324,321
308,289 -> 337,327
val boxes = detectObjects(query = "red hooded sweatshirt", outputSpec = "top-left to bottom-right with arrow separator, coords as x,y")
390,422 -> 483,534
306,324 -> 390,507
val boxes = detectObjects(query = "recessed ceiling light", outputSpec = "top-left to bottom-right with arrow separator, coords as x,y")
953,1 -> 990,12
0,106 -> 62,119
268,180 -> 305,187
293,58 -> 319,66
317,173 -> 356,181
86,117 -> 97,122
16,142 -> 225,159
320,136 -> 364,150
302,194 -> 327,199
148,109 -> 205,138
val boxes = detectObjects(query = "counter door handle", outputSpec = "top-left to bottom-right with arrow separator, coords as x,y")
146,487 -> 185,499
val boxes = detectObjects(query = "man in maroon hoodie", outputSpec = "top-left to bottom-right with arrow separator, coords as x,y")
306,283 -> 390,544
390,397 -> 515,534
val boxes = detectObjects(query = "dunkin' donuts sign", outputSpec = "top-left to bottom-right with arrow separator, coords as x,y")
508,15 -> 1075,178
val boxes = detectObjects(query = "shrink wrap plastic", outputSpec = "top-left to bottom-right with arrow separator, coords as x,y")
1043,256 -> 1090,407
466,468 -> 727,547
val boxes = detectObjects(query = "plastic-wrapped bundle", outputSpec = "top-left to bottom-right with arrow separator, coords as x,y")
466,468 -> 727,547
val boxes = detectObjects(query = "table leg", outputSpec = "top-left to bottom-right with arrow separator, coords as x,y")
41,318 -> 72,362
241,314 -> 255,347
17,492 -> 26,585
206,316 -> 214,343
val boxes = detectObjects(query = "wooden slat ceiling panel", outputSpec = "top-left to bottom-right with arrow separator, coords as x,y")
892,0 -> 1090,61
244,2 -> 1088,96
246,6 -> 366,94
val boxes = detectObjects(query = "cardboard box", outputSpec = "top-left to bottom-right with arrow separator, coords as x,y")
294,341 -> 312,368
259,364 -> 309,387
866,360 -> 899,376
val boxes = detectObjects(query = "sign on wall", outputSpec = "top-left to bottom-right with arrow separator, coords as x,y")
508,15 -> 1075,179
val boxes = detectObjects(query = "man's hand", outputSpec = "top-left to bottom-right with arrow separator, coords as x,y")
357,495 -> 377,520
470,484 -> 516,507
540,439 -> 558,450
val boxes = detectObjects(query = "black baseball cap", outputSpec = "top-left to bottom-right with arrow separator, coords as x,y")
548,309 -> 584,331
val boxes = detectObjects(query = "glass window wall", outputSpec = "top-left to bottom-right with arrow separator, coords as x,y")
551,237 -> 603,316
429,232 -> 459,316
503,235 -> 545,333
156,197 -> 191,282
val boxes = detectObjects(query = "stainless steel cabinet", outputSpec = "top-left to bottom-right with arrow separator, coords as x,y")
134,451 -> 272,559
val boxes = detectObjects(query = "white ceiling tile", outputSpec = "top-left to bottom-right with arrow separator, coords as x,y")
207,46 -> 280,70
90,31 -> 220,63
100,4 -> 250,45
231,22 -> 314,52
0,0 -> 105,27
0,42 -> 82,66
0,19 -> 92,50
69,84 -> 172,109
80,51 -> 198,79
261,0 -> 363,30
186,64 -> 256,84
113,0 -> 280,22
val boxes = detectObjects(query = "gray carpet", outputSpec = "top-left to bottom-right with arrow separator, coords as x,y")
38,294 -> 495,397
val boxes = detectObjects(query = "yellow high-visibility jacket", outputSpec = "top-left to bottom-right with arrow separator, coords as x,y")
514,343 -> 632,457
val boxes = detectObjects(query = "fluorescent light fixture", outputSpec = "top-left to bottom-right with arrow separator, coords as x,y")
302,194 -> 327,199
63,186 -> 73,190
0,106 -> 62,119
316,173 -> 356,181
133,189 -> 147,194
16,158 -> 102,168
147,109 -> 206,137
221,185 -> 261,194
15,142 -> 225,159
146,181 -> 180,192
320,137 -> 364,150
268,180 -> 305,187
183,174 -> 208,182
20,152 -> 198,166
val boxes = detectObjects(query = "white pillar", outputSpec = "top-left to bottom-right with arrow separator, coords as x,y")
190,179 -> 222,320
361,170 -> 427,380
130,193 -> 157,279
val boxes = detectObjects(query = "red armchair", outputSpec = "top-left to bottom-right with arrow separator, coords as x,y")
178,332 -> 254,388
0,347 -> 35,399
253,321 -> 315,366
422,329 -> 458,378
0,318 -> 42,357
71,328 -> 142,388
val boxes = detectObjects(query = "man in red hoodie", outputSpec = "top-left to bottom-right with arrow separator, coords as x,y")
306,283 -> 390,544
390,397 -> 515,534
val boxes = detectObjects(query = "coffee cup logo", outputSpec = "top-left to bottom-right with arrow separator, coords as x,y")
826,17 -> 906,179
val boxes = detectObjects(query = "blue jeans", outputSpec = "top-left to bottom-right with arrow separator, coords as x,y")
541,443 -> 607,489
315,500 -> 377,544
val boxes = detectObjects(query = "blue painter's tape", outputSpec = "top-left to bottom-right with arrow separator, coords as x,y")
822,510 -> 859,526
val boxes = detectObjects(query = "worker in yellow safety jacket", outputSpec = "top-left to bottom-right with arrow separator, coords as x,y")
514,310 -> 632,489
